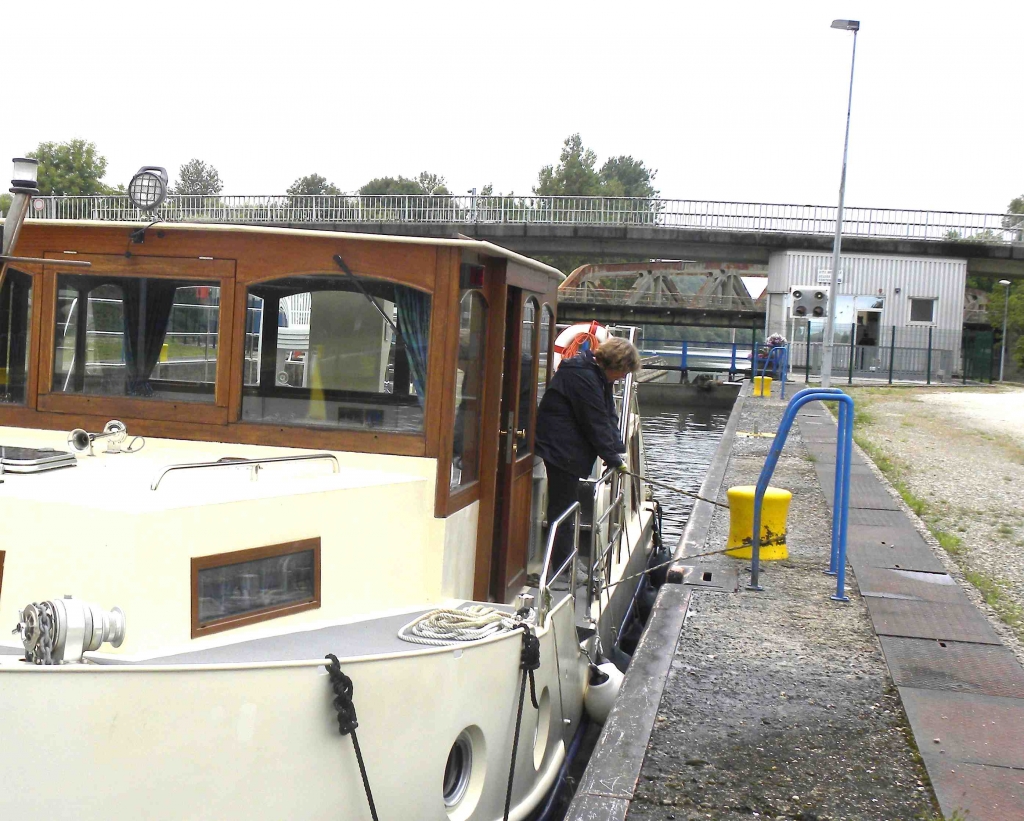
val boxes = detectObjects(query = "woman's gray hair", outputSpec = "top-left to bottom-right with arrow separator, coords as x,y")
594,336 -> 642,373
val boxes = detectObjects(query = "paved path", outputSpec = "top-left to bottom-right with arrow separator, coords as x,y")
567,387 -> 1024,821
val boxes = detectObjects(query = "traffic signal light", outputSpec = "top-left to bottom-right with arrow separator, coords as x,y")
791,285 -> 829,318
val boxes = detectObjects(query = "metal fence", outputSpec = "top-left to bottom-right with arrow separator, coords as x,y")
786,322 -> 993,384
19,194 -> 1024,244
643,325 -> 995,384
558,287 -> 761,311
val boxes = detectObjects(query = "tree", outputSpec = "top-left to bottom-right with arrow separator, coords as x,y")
0,193 -> 11,216
534,134 -> 601,196
287,173 -> 341,196
416,172 -> 449,195
358,172 -> 448,196
27,139 -> 110,196
1004,194 -> 1024,241
173,159 -> 223,196
480,183 -> 494,196
600,155 -> 658,198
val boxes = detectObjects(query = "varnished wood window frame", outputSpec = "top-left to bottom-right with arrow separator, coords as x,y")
190,537 -> 321,638
37,253 -> 237,426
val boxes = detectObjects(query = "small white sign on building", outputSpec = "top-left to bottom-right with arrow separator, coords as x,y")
817,268 -> 843,285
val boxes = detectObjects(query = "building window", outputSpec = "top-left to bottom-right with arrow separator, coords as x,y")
451,290 -> 487,490
0,269 -> 32,405
909,298 -> 936,324
53,276 -> 220,401
192,538 -> 321,637
242,275 -> 431,433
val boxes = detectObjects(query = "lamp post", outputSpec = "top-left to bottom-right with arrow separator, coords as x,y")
0,158 -> 41,292
820,18 -> 860,389
998,279 -> 1011,381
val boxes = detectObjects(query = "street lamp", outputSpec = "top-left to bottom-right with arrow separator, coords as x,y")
998,279 -> 1011,381
820,18 -> 860,389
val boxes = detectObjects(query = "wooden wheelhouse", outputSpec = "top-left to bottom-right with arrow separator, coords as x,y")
0,220 -> 561,604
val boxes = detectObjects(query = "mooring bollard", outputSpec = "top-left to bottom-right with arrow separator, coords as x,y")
725,485 -> 792,560
752,375 -> 773,397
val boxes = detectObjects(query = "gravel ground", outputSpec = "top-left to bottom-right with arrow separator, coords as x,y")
627,396 -> 938,821
845,385 -> 1024,665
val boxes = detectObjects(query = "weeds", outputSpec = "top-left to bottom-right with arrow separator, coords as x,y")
963,570 -> 1024,632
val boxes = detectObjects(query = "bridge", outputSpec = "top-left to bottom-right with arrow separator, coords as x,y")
23,194 -> 1024,278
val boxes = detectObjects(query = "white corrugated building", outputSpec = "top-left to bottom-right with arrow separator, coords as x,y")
765,250 -> 967,376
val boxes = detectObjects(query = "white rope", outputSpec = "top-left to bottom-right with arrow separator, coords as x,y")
397,605 -> 518,646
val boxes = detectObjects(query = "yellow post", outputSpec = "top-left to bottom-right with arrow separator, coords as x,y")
159,342 -> 169,363
752,375 -> 772,397
725,485 -> 792,560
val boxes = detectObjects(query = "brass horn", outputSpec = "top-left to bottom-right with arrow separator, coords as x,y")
67,420 -> 128,456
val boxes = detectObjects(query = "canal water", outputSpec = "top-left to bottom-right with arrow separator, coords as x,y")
640,405 -> 730,547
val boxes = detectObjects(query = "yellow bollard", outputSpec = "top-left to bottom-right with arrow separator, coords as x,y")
159,342 -> 169,363
725,485 -> 792,560
752,376 -> 772,397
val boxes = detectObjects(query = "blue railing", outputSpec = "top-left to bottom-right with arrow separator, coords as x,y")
756,345 -> 790,400
749,387 -> 854,601
640,338 -> 757,377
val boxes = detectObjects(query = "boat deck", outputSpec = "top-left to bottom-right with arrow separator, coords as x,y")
0,426 -> 426,513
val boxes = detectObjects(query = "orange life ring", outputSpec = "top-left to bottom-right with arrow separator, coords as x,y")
553,321 -> 610,370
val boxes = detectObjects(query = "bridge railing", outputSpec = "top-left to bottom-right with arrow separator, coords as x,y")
16,194 -> 1024,244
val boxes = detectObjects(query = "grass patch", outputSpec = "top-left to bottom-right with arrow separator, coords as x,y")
934,530 -> 964,555
963,570 -> 1024,634
849,394 -> 1024,643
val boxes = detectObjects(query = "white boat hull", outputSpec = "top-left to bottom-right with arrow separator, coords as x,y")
0,597 -> 584,821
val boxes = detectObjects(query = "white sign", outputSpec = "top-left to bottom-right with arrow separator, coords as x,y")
817,268 -> 843,285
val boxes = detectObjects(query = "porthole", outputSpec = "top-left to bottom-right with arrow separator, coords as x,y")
443,730 -> 473,808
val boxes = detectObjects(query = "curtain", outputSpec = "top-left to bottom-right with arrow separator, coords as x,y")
122,279 -> 178,396
395,287 -> 431,404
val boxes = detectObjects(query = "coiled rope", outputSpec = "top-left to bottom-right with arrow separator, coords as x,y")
324,654 -> 379,821
397,605 -> 518,646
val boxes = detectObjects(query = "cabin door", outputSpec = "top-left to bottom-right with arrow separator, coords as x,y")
491,290 -> 541,601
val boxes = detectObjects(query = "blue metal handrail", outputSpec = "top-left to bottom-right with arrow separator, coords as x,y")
749,387 -> 853,601
756,345 -> 790,400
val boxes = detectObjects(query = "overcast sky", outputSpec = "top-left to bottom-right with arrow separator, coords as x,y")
2,0 -> 1020,213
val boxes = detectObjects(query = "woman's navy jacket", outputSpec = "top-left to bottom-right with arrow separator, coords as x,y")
534,350 -> 626,478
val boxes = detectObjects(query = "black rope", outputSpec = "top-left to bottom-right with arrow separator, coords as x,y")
503,625 -> 541,821
325,654 -> 379,821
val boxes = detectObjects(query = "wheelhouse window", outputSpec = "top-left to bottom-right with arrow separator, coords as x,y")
0,269 -> 32,405
192,538 -> 320,637
537,304 -> 554,405
451,290 -> 487,489
52,275 -> 220,402
242,275 -> 431,433
515,299 -> 538,458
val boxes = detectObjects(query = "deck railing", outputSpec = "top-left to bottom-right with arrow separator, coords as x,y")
17,195 -> 1024,244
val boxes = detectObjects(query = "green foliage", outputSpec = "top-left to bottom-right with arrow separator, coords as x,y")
173,159 -> 223,196
534,134 -> 658,199
987,281 -> 1023,367
27,139 -> 111,196
287,173 -> 341,196
1004,193 -> 1024,238
535,134 -> 602,196
480,183 -> 493,196
358,172 -> 448,196
0,192 -> 11,216
600,155 -> 659,198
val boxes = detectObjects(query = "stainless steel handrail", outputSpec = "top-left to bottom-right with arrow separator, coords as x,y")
537,501 -> 582,626
150,452 -> 340,491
